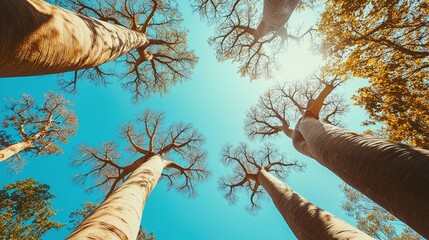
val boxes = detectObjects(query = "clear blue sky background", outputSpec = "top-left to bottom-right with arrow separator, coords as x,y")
0,2 -> 372,239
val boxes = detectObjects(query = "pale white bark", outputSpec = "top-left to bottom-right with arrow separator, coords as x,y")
258,170 -> 373,239
67,155 -> 164,240
0,141 -> 34,162
257,0 -> 300,36
294,117 -> 429,237
0,0 -> 148,77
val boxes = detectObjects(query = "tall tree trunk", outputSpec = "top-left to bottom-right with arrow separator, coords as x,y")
67,155 -> 164,240
258,170 -> 373,239
0,141 -> 33,162
257,0 -> 300,36
293,116 -> 429,237
0,0 -> 147,77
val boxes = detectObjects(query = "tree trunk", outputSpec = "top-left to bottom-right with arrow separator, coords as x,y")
0,141 -> 33,162
293,116 -> 429,237
0,0 -> 147,77
257,0 -> 300,36
258,170 -> 373,239
66,155 -> 164,240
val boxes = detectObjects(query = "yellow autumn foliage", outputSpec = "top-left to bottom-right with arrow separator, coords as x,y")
319,0 -> 429,149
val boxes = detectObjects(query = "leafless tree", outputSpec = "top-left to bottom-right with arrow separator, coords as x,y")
58,0 -> 197,102
245,74 -> 347,141
220,143 -> 372,239
68,109 -> 209,239
0,92 -> 77,170
245,73 -> 429,237
220,142 -> 302,211
192,0 -> 316,79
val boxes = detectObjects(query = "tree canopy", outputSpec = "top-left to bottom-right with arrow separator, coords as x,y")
319,0 -> 429,148
57,0 -> 197,102
0,178 -> 64,239
220,143 -> 303,211
245,74 -> 348,141
72,109 -> 210,197
192,0 -> 316,79
0,91 -> 77,170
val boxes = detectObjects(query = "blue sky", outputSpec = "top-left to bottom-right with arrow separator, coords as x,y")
0,2 -> 372,239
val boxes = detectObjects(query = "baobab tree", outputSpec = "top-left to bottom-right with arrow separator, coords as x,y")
341,184 -> 421,239
68,202 -> 155,240
67,109 -> 209,239
0,0 -> 147,77
0,92 -> 77,169
56,0 -> 197,101
192,0 -> 315,79
319,0 -> 429,148
245,75 -> 429,237
220,143 -> 373,239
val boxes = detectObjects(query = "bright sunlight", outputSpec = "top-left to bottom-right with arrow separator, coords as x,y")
274,42 -> 322,81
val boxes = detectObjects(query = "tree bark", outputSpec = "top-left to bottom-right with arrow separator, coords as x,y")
0,141 -> 34,162
257,0 -> 300,36
258,170 -> 373,239
0,0 -> 147,77
293,116 -> 429,238
66,155 -> 164,240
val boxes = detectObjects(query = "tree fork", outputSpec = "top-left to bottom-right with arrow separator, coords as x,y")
0,0 -> 148,77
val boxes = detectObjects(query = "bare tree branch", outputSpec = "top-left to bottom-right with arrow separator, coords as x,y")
72,109 -> 209,197
245,74 -> 348,141
220,142 -> 303,211
1,92 -> 77,169
57,0 -> 197,102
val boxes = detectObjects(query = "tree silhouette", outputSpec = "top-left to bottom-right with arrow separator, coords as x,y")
67,109 -> 209,239
57,0 -> 198,102
220,143 -> 302,211
0,92 -> 77,170
192,0 -> 315,79
245,74 -> 429,237
220,143 -> 372,239
245,74 -> 347,140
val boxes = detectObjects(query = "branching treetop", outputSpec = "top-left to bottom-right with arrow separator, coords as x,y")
192,0 -> 316,79
245,73 -> 348,140
72,109 -> 210,198
1,92 -> 77,168
220,143 -> 303,211
58,0 -> 197,102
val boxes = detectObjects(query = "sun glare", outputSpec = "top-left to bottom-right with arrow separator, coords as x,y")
274,43 -> 323,81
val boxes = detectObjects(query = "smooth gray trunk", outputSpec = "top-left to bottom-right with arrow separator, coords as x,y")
293,117 -> 429,237
0,0 -> 147,77
67,155 -> 163,240
258,170 -> 373,239
257,0 -> 300,36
